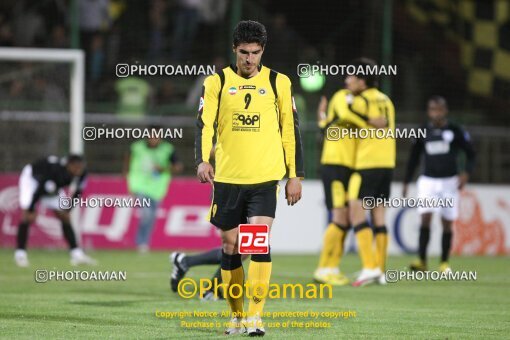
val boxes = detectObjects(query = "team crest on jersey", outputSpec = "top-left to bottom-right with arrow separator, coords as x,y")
442,130 -> 454,142
239,85 -> 256,90
292,96 -> 297,113
198,96 -> 204,112
258,88 -> 267,95
228,86 -> 237,95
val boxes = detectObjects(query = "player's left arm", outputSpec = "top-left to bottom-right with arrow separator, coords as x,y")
455,126 -> 476,189
277,75 -> 304,205
366,95 -> 394,129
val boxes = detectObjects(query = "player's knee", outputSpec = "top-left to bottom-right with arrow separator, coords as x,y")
58,213 -> 71,224
331,216 -> 348,227
442,223 -> 453,233
222,244 -> 234,255
221,229 -> 238,254
421,213 -> 433,225
23,211 -> 37,224
348,202 -> 364,224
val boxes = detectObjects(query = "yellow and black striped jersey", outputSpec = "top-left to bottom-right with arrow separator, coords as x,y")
342,88 -> 396,169
195,65 -> 304,184
319,89 -> 357,168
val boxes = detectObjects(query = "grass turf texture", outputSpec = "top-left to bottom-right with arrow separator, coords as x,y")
0,249 -> 508,339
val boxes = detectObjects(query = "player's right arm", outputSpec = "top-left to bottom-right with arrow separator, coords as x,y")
316,96 -> 328,126
319,92 -> 350,131
195,74 -> 221,183
317,95 -> 335,129
341,94 -> 388,128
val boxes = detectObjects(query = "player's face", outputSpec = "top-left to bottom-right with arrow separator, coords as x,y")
427,101 -> 447,124
67,162 -> 84,177
344,75 -> 365,95
233,43 -> 264,77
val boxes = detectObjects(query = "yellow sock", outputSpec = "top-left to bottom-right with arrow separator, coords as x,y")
355,224 -> 377,269
328,226 -> 348,268
318,223 -> 343,269
221,266 -> 244,317
247,260 -> 272,317
374,226 -> 388,271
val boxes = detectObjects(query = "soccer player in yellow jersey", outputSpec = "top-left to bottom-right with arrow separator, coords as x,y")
313,90 -> 356,286
195,20 -> 304,336
342,58 -> 396,287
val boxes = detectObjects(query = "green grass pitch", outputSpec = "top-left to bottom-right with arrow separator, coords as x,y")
0,249 -> 509,339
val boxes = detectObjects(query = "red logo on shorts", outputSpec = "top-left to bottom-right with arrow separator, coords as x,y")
238,224 -> 269,254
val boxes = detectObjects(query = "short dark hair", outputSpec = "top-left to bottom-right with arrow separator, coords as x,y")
428,95 -> 448,109
148,124 -> 162,131
351,57 -> 379,88
67,154 -> 84,164
233,20 -> 267,48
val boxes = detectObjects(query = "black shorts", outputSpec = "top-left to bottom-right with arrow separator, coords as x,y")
350,168 -> 393,200
209,181 -> 279,231
321,165 -> 353,209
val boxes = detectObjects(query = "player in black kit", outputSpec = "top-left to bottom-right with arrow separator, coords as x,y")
14,155 -> 96,267
403,96 -> 475,272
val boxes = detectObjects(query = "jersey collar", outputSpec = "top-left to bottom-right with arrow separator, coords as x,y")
229,64 -> 264,79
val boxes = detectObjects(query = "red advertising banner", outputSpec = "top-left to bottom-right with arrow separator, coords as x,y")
0,175 -> 221,250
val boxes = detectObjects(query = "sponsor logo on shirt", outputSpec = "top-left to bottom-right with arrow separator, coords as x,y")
239,85 -> 256,90
232,112 -> 260,132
